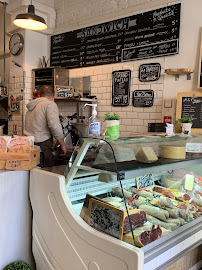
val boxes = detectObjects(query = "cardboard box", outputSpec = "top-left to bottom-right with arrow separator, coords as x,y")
0,149 -> 40,170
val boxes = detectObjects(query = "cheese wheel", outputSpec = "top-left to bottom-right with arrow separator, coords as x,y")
136,147 -> 158,163
158,145 -> 186,159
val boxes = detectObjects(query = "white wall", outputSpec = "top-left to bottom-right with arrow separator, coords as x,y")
4,0 -> 202,135
52,0 -> 202,134
164,0 -> 202,98
0,4 -> 11,83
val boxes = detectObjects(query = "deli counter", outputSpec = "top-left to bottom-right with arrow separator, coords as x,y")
30,135 -> 202,270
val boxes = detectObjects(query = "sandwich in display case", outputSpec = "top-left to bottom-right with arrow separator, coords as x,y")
30,135 -> 202,270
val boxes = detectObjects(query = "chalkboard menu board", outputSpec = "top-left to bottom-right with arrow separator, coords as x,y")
136,174 -> 154,189
112,70 -> 131,106
139,63 -> 161,82
88,198 -> 124,239
133,90 -> 154,107
181,96 -> 202,128
54,85 -> 74,99
51,3 -> 181,69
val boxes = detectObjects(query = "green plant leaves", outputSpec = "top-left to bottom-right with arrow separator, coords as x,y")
104,112 -> 120,121
177,118 -> 193,123
4,261 -> 33,270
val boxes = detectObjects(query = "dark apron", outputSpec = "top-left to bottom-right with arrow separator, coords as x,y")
35,137 -> 55,167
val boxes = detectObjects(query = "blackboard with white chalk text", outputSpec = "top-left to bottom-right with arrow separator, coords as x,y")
139,63 -> 161,82
181,96 -> 202,128
50,3 -> 181,69
112,70 -> 131,106
133,90 -> 154,107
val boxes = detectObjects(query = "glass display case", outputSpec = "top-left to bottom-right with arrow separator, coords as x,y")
67,136 -> 202,243
30,135 -> 202,270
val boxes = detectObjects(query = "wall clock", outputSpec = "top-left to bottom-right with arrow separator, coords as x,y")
9,33 -> 24,56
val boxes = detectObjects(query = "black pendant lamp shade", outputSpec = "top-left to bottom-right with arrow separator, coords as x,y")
14,4 -> 47,30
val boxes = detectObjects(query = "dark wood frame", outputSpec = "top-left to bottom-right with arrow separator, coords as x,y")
88,198 -> 124,240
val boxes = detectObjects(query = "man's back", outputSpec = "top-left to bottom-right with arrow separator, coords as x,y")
24,97 -> 63,143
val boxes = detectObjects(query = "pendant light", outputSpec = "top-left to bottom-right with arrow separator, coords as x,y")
13,0 -> 47,31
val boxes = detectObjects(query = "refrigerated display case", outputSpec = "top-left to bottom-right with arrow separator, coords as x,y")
30,135 -> 202,270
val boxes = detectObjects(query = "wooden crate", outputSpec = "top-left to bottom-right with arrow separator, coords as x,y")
0,149 -> 40,170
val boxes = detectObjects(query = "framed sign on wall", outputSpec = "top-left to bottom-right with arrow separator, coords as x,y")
10,101 -> 20,114
133,90 -> 154,107
176,92 -> 202,133
139,63 -> 161,82
112,69 -> 131,106
51,3 -> 181,69
54,85 -> 74,99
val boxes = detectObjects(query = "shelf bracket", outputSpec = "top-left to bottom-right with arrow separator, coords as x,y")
175,74 -> 179,81
187,73 -> 192,80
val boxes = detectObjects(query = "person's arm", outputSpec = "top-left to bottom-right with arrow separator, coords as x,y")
57,138 -> 67,155
46,102 -> 67,154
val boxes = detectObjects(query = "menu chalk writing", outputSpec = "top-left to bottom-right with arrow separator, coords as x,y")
10,101 -> 20,114
54,85 -> 74,99
139,63 -> 161,82
133,90 -> 154,107
88,198 -> 124,239
181,97 -> 202,128
112,69 -> 131,106
51,4 -> 181,69
137,174 -> 154,189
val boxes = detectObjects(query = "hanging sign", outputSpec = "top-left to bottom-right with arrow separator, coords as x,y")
139,63 -> 161,82
133,90 -> 154,107
112,69 -> 131,106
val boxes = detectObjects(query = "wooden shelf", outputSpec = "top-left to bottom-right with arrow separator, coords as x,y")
55,97 -> 97,102
165,68 -> 194,75
165,69 -> 194,80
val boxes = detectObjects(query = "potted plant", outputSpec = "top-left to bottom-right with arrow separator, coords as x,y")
4,261 -> 33,270
104,112 -> 120,140
175,117 -> 193,135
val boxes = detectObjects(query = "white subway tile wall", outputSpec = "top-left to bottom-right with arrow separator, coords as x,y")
7,61 -> 165,137
65,60 -> 165,136
7,71 -> 33,135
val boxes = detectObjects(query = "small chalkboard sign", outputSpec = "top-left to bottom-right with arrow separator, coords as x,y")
139,63 -> 161,82
176,92 -> 202,133
54,85 -> 74,99
133,90 -> 154,107
10,101 -> 20,114
136,174 -> 154,189
112,70 -> 131,106
88,198 -> 124,240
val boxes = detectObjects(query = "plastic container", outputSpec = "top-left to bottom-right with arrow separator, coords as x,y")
84,103 -> 101,137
